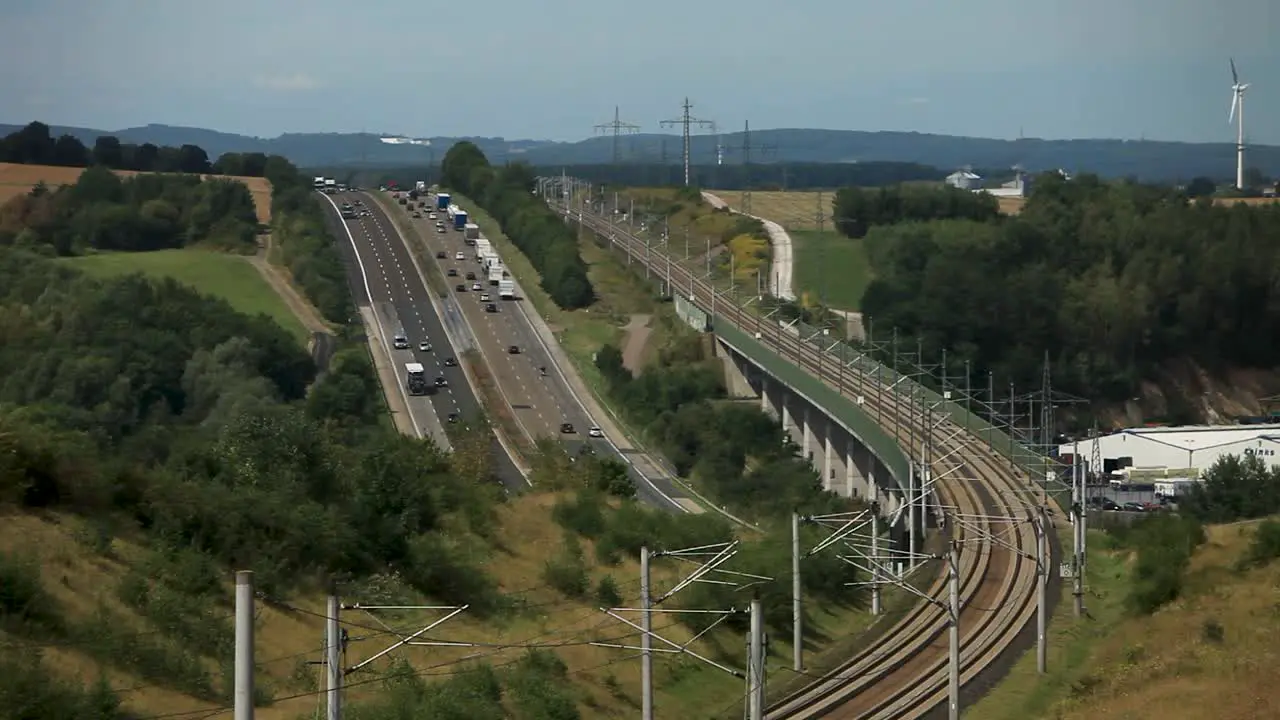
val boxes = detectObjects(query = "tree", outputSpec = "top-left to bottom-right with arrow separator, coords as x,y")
92,136 -> 124,168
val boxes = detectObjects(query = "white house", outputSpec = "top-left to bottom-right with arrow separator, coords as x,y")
945,169 -> 982,190
1060,424 -> 1280,478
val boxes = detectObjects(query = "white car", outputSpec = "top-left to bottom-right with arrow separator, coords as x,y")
455,251 -> 465,261
418,341 -> 432,352
428,213 -> 437,220
471,282 -> 482,291
588,426 -> 604,438
479,293 -> 491,302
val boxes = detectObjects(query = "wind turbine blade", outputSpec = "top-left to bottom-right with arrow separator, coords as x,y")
1230,93 -> 1238,123
1231,58 -> 1239,85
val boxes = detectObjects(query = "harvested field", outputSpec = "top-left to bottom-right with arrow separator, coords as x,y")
708,190 -> 830,230
0,162 -> 273,223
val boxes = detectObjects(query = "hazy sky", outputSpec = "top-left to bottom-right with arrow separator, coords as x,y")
2,0 -> 1277,144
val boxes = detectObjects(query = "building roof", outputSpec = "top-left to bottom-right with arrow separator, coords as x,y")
1089,424 -> 1280,452
947,170 -> 981,180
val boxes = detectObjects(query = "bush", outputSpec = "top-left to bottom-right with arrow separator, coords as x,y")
543,535 -> 590,599
595,575 -> 623,608
1122,514 -> 1205,615
1239,518 -> 1280,569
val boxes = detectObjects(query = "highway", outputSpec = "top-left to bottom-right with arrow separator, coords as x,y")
379,194 -> 692,513
320,191 -> 526,493
562,196 -> 1045,719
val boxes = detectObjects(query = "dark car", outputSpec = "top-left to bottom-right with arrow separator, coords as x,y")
447,412 -> 459,423
436,251 -> 446,259
447,268 -> 458,276
1122,502 -> 1146,513
508,345 -> 520,354
456,283 -> 466,292
444,357 -> 457,367
465,271 -> 476,280
485,303 -> 498,313
560,423 -> 576,434
433,376 -> 447,387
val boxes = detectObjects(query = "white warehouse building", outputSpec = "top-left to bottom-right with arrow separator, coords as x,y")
1061,424 -> 1280,478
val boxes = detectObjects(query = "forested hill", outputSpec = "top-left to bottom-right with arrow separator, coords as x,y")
6,119 -> 1279,181
840,174 -> 1280,424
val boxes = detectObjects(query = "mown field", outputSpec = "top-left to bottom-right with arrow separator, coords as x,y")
0,162 -> 273,223
60,248 -> 308,343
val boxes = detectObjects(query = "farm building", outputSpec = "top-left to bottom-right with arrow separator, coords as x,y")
980,171 -> 1032,199
945,169 -> 982,190
1059,424 -> 1280,478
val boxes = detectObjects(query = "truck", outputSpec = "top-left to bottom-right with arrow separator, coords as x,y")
324,178 -> 336,194
475,238 -> 492,261
313,176 -> 326,191
405,362 -> 428,395
453,210 -> 468,231
436,193 -> 451,211
481,250 -> 498,270
415,180 -> 427,192
464,222 -> 480,240
1154,479 -> 1200,500
498,279 -> 516,300
488,264 -> 504,285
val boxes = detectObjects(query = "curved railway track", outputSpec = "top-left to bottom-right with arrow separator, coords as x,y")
564,202 -> 1049,719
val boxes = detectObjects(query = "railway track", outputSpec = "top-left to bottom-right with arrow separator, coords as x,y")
561,201 -> 1047,719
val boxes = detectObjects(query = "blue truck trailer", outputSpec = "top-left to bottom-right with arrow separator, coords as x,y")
436,193 -> 450,210
453,210 -> 468,231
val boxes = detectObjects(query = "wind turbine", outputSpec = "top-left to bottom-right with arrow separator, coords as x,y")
1229,58 -> 1250,190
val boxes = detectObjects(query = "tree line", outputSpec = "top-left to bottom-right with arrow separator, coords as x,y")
0,166 -> 260,254
441,142 -> 594,309
2,121 -> 215,174
832,183 -> 1002,238
850,172 -> 1280,405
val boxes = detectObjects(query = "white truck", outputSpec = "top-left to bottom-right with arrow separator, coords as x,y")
464,222 -> 480,240
488,264 -> 504,285
324,178 -> 337,194
415,180 -> 427,192
313,176 -> 326,190
499,279 -> 516,300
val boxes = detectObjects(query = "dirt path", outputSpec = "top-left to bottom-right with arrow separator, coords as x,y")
245,234 -> 332,335
621,314 -> 652,375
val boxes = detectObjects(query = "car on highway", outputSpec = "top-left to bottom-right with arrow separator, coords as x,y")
465,272 -> 476,280
447,268 -> 458,277
455,283 -> 466,292
429,212 -> 437,220
436,251 -> 446,259
471,282 -> 482,291
507,345 -> 520,354
454,251 -> 465,260
479,293 -> 491,302
392,334 -> 409,349
434,376 -> 448,387
444,357 -> 457,367
485,303 -> 498,313
588,426 -> 603,438
418,341 -> 432,352
447,412 -> 459,423
560,423 -> 576,434
437,227 -> 446,234
411,211 -> 421,218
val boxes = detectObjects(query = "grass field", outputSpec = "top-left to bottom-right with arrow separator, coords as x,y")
61,249 -> 308,343
707,190 -> 832,231
790,230 -> 873,311
0,162 -> 273,223
971,519 -> 1280,720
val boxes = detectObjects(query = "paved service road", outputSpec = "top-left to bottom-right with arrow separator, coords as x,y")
321,192 -> 526,493
390,196 -> 689,512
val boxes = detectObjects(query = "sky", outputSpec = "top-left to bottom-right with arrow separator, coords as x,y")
1,0 -> 1277,144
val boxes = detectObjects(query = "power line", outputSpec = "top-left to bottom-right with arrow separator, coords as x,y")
660,97 -> 715,187
593,105 -> 641,166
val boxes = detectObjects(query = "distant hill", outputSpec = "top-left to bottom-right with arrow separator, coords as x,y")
4,121 -> 1276,182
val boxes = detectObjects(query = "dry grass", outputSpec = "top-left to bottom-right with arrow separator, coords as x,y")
707,190 -> 831,231
0,493 -> 774,718
0,162 -> 273,224
1049,520 -> 1280,720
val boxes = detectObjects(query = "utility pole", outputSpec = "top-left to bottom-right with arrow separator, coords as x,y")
660,97 -> 714,187
791,513 -> 802,672
640,546 -> 653,720
326,582 -> 342,720
748,597 -> 766,720
947,541 -> 960,720
1036,507 -> 1048,674
732,120 -> 777,215
1072,439 -> 1084,617
234,571 -> 254,720
594,105 -> 641,170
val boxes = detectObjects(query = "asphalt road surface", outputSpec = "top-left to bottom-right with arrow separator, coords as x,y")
320,192 -> 526,493
396,197 -> 687,512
